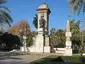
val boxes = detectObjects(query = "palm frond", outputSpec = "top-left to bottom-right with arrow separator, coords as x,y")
33,14 -> 38,29
0,10 -> 13,23
0,11 -> 10,26
0,6 -> 11,12
0,10 -> 13,26
84,0 -> 85,2
0,0 -> 7,4
77,0 -> 83,15
69,0 -> 76,8
83,4 -> 85,13
3,15 -> 11,26
69,0 -> 85,15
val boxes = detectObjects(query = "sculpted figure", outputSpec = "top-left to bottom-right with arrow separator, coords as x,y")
39,16 -> 45,28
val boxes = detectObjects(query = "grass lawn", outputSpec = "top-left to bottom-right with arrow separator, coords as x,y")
30,55 -> 85,64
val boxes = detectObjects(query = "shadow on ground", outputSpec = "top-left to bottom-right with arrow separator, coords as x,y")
80,57 -> 85,63
0,61 -> 29,64
30,56 -> 85,64
0,55 -> 29,64
0,56 -> 22,60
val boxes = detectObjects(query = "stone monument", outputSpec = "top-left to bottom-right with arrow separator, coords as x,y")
28,3 -> 51,53
35,3 -> 51,53
65,20 -> 72,56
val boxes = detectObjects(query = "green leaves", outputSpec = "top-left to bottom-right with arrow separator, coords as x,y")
26,33 -> 34,47
0,6 -> 11,12
50,28 -> 65,48
0,0 -> 7,4
69,0 -> 85,16
0,0 -> 13,28
33,14 -> 38,29
70,19 -> 81,47
50,28 -> 56,35
0,10 -> 13,26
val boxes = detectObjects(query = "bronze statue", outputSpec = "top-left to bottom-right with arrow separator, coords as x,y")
39,16 -> 45,28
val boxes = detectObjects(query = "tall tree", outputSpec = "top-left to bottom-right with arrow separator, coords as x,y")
0,0 -> 13,30
33,14 -> 38,29
55,29 -> 65,48
69,0 -> 85,15
50,28 -> 57,47
50,28 -> 65,48
50,28 -> 56,35
9,20 -> 30,36
70,19 -> 81,49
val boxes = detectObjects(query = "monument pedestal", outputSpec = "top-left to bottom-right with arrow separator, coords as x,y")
66,41 -> 72,48
35,34 -> 50,53
65,41 -> 72,56
64,48 -> 72,56
20,46 -> 28,52
35,34 -> 44,53
44,46 -> 50,53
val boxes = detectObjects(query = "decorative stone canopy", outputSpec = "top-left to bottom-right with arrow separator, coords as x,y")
36,2 -> 51,14
38,3 -> 49,9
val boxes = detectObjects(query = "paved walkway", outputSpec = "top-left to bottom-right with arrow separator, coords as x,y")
0,53 -> 52,64
0,56 -> 29,64
0,52 -> 76,64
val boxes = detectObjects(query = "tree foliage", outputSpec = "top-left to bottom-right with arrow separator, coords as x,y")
55,29 -> 65,47
70,19 -> 81,49
69,0 -> 85,15
33,14 -> 38,29
0,0 -> 13,28
50,28 -> 65,48
0,32 -> 22,51
9,20 -> 31,36
50,28 -> 56,36
50,19 -> 81,48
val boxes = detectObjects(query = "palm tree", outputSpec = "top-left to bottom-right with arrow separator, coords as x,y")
0,0 -> 13,31
33,14 -> 38,29
69,0 -> 85,15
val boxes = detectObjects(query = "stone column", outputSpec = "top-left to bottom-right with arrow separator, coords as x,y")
66,20 -> 72,48
65,20 -> 72,56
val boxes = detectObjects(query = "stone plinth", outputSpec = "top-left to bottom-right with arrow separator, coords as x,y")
20,47 -> 28,52
28,35 -> 50,53
64,48 -> 72,56
35,35 -> 44,53
66,41 -> 72,48
44,46 -> 50,53
28,47 -> 36,52
66,32 -> 72,37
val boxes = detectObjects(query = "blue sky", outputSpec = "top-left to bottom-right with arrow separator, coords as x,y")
3,0 -> 84,31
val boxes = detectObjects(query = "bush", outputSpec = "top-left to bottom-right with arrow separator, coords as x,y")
73,50 -> 79,53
